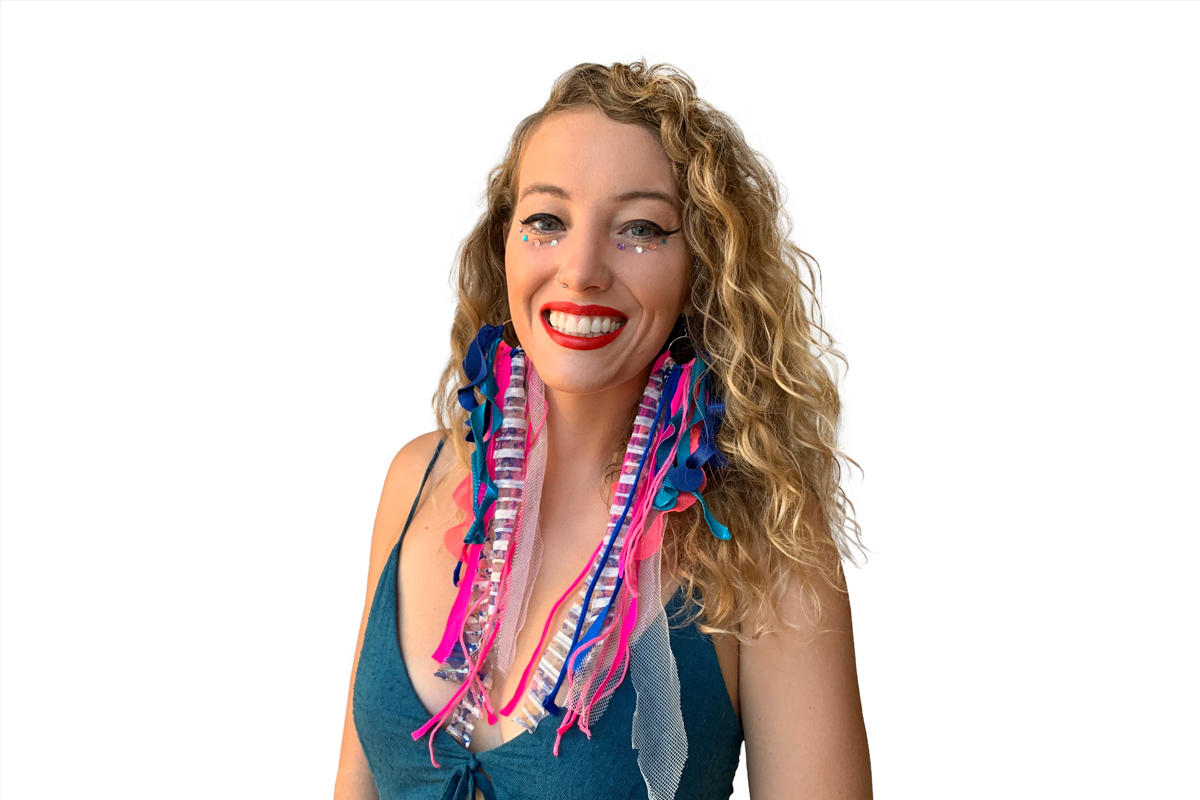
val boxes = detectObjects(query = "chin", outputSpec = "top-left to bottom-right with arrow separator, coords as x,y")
528,357 -> 621,396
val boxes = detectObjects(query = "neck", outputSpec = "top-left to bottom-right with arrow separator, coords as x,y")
541,363 -> 655,494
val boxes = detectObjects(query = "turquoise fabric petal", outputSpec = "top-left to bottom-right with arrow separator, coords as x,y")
653,484 -> 678,511
691,489 -> 731,540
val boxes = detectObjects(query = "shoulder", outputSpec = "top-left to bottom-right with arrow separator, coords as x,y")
382,431 -> 447,504
368,430 -> 451,562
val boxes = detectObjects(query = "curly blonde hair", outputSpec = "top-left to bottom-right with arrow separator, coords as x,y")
432,59 -> 863,640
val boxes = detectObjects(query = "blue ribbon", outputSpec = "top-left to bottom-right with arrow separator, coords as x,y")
566,365 -> 683,675
457,324 -> 503,421
453,325 -> 509,580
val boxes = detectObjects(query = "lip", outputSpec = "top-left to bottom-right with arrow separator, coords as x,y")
540,309 -> 628,350
539,301 -> 629,321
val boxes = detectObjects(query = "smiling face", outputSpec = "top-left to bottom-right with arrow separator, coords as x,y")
505,107 -> 692,397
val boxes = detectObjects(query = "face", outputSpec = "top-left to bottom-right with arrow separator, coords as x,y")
505,107 -> 691,397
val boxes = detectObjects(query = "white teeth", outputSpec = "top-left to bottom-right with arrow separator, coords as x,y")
545,311 -> 626,338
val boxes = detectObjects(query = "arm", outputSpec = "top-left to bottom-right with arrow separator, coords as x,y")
333,431 -> 444,800
740,530 -> 872,797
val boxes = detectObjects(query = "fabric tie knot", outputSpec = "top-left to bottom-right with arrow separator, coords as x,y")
438,752 -> 497,800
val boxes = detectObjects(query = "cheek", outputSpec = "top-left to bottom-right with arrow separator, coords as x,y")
503,239 -> 527,297
502,244 -> 542,337
507,265 -> 528,285
504,236 -> 560,303
634,257 -> 690,314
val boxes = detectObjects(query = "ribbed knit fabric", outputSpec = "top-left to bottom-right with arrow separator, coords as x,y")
353,440 -> 743,800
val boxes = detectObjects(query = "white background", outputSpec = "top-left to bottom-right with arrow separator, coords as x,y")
2,2 -> 1196,798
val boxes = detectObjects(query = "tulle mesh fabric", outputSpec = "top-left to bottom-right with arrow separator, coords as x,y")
559,512 -> 686,799
507,363 -> 671,734
561,571 -> 633,732
629,540 -> 687,800
492,361 -> 546,675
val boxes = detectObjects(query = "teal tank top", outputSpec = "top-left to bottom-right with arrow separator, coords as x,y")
353,439 -> 743,799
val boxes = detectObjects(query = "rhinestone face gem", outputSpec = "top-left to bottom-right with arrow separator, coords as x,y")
617,243 -> 625,250
649,244 -> 657,251
532,240 -> 541,247
550,240 -> 558,246
635,246 -> 644,253
661,238 -> 667,244
522,235 -> 528,241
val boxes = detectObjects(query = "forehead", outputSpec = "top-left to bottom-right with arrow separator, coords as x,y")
517,108 -> 678,201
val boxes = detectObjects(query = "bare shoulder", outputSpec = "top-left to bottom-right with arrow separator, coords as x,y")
367,431 -> 453,566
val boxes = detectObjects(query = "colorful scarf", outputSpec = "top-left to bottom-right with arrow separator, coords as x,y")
412,324 -> 729,800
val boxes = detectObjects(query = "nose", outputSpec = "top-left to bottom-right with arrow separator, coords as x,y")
552,221 -> 614,293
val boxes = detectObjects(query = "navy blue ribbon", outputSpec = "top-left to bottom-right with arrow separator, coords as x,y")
457,324 -> 503,421
547,364 -> 679,709
453,325 -> 509,582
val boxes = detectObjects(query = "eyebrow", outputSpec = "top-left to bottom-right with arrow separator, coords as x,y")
518,183 -> 677,206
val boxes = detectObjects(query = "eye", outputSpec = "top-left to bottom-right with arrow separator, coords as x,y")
621,220 -> 669,242
518,213 -> 564,234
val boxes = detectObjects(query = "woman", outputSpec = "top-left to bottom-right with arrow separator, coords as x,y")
335,60 -> 871,800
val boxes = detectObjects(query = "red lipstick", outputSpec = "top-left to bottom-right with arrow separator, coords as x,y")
539,301 -> 629,351
540,301 -> 628,320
